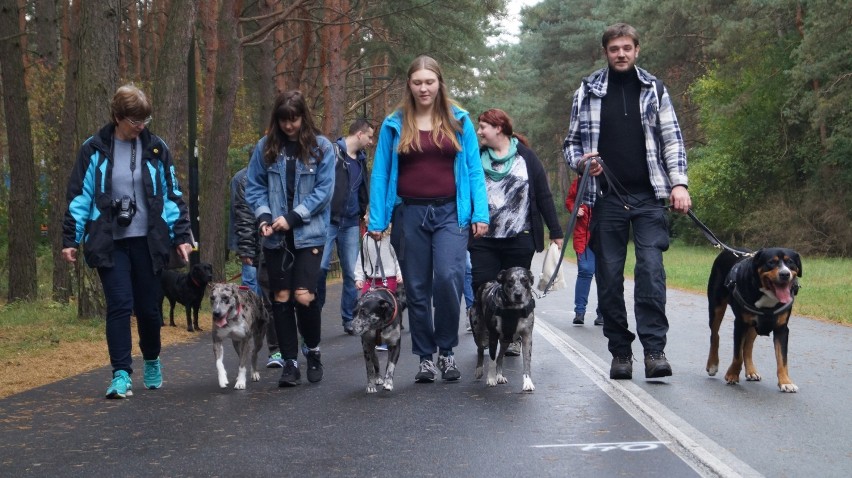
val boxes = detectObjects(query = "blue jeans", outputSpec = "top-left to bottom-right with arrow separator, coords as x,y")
317,223 -> 360,323
391,202 -> 467,358
574,248 -> 595,314
241,262 -> 262,296
464,251 -> 474,310
591,191 -> 670,356
97,237 -> 163,375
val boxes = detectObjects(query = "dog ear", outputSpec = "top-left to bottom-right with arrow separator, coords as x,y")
787,250 -> 802,278
496,269 -> 506,282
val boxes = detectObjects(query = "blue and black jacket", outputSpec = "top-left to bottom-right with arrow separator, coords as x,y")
62,122 -> 192,272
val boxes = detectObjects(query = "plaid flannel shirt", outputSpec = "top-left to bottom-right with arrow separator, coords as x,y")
562,66 -> 688,206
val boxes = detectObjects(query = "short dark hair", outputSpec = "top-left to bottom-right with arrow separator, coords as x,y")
348,118 -> 373,136
602,23 -> 639,49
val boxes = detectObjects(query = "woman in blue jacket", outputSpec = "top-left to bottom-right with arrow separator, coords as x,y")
367,55 -> 489,384
245,91 -> 334,387
61,84 -> 194,399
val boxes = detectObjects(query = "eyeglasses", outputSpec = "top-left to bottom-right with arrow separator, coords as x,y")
126,116 -> 152,127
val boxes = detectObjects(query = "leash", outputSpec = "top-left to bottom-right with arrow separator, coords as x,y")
359,235 -> 400,327
539,160 -> 592,297
596,156 -> 753,257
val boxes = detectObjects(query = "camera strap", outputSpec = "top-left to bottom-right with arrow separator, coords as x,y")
129,139 -> 138,205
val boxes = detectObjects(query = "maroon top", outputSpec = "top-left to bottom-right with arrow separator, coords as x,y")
397,130 -> 456,199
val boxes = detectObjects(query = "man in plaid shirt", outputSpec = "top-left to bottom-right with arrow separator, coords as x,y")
563,23 -> 692,381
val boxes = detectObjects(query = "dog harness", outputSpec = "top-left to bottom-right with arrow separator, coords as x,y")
728,276 -> 798,336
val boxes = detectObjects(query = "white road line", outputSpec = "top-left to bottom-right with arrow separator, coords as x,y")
535,319 -> 763,478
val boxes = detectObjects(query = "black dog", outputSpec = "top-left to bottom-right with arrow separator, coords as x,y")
471,267 -> 536,392
705,248 -> 802,392
350,284 -> 406,393
161,262 -> 213,332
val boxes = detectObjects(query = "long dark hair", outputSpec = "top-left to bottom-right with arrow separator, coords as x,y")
263,90 -> 323,165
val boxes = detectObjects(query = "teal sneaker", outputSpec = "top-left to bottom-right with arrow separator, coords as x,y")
143,358 -> 163,389
105,370 -> 132,399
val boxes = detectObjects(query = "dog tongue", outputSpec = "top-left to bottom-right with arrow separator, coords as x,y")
773,284 -> 793,304
215,317 -> 228,328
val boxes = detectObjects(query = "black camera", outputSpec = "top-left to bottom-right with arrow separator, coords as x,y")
111,195 -> 136,227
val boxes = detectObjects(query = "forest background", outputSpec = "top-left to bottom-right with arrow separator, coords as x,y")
0,0 -> 849,317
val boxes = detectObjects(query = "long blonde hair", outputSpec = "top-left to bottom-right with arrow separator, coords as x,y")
397,55 -> 462,154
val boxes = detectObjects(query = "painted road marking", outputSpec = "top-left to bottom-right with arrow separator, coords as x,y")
533,441 -> 669,452
534,318 -> 763,478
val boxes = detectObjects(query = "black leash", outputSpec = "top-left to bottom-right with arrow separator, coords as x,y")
539,157 -> 753,296
540,160 -> 592,297
596,156 -> 752,258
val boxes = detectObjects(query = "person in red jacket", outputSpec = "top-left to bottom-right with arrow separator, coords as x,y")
565,176 -> 602,326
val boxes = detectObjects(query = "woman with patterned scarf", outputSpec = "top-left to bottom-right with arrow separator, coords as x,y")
472,108 -> 564,355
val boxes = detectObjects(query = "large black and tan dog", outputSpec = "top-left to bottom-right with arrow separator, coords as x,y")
209,283 -> 268,389
471,267 -> 536,392
161,262 -> 213,332
350,285 -> 406,393
706,248 -> 802,392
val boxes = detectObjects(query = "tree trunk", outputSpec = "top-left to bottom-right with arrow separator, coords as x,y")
32,0 -> 73,302
321,0 -> 346,137
74,0 -> 120,318
152,1 -> 197,186
199,0 -> 243,281
0,0 -> 38,301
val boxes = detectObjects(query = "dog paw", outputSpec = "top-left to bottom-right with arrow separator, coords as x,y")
724,374 -> 740,385
251,372 -> 260,382
375,377 -> 384,386
219,379 -> 229,388
366,384 -> 378,394
474,367 -> 483,380
706,365 -> 718,376
234,381 -> 246,390
496,374 -> 508,385
779,382 -> 799,393
745,372 -> 762,381
522,375 -> 535,392
486,377 -> 497,387
383,379 -> 394,392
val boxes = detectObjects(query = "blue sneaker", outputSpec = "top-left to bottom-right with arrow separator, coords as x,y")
266,352 -> 285,368
143,358 -> 163,389
105,370 -> 133,399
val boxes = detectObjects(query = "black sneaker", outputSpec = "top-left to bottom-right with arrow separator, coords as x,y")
573,312 -> 585,325
415,359 -> 438,383
278,359 -> 301,387
610,355 -> 633,380
306,350 -> 323,383
437,354 -> 461,381
644,350 -> 672,378
593,314 -> 604,326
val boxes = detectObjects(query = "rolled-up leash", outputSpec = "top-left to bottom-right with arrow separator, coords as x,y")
540,159 -> 592,297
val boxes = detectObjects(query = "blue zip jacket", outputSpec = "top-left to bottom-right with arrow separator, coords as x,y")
244,135 -> 335,250
62,122 -> 192,272
367,105 -> 489,233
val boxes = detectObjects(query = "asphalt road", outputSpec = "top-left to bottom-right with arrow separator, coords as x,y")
1,252 -> 850,477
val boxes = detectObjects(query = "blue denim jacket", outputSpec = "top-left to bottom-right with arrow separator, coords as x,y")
245,135 -> 335,249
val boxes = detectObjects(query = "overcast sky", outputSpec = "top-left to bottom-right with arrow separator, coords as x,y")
491,0 -> 543,44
